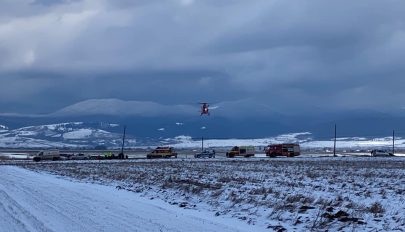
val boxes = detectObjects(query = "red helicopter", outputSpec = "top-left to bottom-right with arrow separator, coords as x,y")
199,102 -> 210,116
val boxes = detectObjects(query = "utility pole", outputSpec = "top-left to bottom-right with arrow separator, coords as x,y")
333,124 -> 337,157
120,125 -> 126,158
201,136 -> 204,152
392,130 -> 395,156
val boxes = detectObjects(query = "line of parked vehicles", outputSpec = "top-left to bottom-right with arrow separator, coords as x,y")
31,144 -> 395,162
32,151 -> 127,162
32,143 -> 301,161
145,143 -> 302,159
102,144 -> 301,159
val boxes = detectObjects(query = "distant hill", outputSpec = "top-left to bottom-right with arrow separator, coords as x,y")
0,110 -> 404,149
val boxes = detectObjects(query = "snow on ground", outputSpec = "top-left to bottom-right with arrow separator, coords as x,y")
15,122 -> 84,132
0,136 -> 79,148
0,153 -> 31,159
0,124 -> 402,149
303,137 -> 397,149
0,124 -> 9,133
0,122 -> 126,148
168,133 -> 405,150
0,165 -> 263,232
169,133 -> 311,148
63,128 -> 93,139
13,157 -> 405,231
62,128 -> 114,140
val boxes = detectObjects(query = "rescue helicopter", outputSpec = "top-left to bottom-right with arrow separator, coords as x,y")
199,102 -> 210,116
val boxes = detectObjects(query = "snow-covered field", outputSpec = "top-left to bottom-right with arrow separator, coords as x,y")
0,166 -> 262,232
168,134 -> 404,150
10,157 -> 405,231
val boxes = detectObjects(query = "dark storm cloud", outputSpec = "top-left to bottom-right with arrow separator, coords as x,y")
1,0 -> 405,116
31,0 -> 71,6
0,69 -> 236,114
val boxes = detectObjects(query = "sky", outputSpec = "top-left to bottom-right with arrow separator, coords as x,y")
1,0 -> 405,117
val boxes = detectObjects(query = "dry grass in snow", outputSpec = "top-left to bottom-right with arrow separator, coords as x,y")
14,157 -> 405,231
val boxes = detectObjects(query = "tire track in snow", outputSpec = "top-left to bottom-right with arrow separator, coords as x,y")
0,166 -> 260,232
0,190 -> 53,232
0,169 -> 117,232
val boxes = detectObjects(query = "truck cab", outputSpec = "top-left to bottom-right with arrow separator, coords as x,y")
226,146 -> 255,158
146,147 -> 178,159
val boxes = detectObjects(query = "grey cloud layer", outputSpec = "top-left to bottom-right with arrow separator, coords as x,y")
1,0 -> 405,115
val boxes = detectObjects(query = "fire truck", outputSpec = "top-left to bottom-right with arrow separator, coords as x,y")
265,144 -> 300,157
226,146 -> 255,158
146,147 -> 178,159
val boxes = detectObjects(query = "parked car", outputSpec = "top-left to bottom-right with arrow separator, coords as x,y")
194,150 -> 216,158
370,150 -> 393,157
70,153 -> 90,160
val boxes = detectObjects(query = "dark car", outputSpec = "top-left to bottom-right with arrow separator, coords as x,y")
194,150 -> 216,158
370,150 -> 393,157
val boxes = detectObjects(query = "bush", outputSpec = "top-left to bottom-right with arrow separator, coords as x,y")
368,202 -> 385,216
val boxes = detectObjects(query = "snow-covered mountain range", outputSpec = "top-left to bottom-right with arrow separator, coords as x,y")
0,122 -> 134,148
0,122 -> 401,149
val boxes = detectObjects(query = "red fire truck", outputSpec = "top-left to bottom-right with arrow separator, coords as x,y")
265,144 -> 300,157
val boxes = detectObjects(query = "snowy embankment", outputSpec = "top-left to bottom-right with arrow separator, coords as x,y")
0,166 -> 262,232
168,133 -> 405,150
15,157 -> 405,231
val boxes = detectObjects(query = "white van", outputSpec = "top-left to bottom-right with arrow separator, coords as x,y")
33,150 -> 61,162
